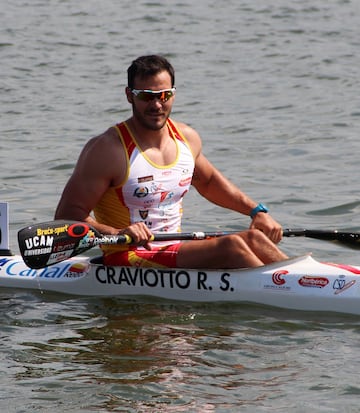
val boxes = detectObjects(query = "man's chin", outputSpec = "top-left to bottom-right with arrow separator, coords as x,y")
144,116 -> 167,130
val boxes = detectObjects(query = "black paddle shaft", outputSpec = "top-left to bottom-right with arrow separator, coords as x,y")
283,228 -> 360,248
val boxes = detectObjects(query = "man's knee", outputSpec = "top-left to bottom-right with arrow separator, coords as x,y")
218,233 -> 251,253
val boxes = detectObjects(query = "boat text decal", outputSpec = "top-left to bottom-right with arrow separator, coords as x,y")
332,275 -> 357,295
263,270 -> 291,291
0,257 -> 88,279
95,265 -> 235,292
298,276 -> 329,288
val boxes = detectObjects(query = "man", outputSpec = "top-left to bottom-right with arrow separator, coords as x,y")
55,55 -> 288,268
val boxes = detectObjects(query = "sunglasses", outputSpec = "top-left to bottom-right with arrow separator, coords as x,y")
131,87 -> 176,102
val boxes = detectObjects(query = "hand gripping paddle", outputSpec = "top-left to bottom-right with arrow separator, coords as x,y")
18,220 -> 360,269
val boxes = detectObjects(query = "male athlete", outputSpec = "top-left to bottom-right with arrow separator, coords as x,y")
55,55 -> 288,268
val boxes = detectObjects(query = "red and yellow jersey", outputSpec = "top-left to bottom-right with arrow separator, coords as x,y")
93,118 -> 195,257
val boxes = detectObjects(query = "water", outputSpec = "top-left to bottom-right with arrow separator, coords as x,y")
1,0 -> 360,411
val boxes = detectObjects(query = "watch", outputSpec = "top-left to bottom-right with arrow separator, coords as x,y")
250,203 -> 269,219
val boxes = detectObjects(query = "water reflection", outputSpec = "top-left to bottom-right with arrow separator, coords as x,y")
3,294 -> 358,411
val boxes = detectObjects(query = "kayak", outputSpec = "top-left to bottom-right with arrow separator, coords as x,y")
1,252 -> 360,315
2,203 -> 360,315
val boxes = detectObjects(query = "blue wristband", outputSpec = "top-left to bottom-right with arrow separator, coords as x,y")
250,203 -> 269,219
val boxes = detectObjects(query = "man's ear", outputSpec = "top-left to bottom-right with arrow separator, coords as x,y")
125,87 -> 133,104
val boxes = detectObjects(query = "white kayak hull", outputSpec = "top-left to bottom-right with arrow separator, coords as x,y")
1,253 -> 360,315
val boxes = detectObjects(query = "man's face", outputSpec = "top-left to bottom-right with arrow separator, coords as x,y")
126,70 -> 175,131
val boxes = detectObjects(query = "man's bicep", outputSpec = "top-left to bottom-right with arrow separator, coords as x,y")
192,154 -> 216,193
55,165 -> 110,219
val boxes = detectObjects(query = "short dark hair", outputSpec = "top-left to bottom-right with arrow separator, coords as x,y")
127,55 -> 175,89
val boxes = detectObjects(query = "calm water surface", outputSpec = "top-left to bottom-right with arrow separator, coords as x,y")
1,0 -> 360,411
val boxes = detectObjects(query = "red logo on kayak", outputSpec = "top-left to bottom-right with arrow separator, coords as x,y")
65,262 -> 90,278
272,270 -> 288,285
298,276 -> 329,288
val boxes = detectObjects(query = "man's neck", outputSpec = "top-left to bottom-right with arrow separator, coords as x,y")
127,117 -> 171,150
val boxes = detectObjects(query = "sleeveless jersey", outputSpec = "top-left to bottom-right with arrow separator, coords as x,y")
93,118 -> 195,256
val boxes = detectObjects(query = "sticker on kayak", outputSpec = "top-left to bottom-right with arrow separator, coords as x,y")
298,276 -> 329,288
272,270 -> 288,286
262,270 -> 291,291
64,262 -> 90,278
333,276 -> 357,295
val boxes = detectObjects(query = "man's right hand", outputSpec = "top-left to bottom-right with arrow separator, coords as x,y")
118,222 -> 154,249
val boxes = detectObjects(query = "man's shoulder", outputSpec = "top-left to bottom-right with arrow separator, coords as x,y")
81,127 -> 124,160
87,126 -> 120,145
170,120 -> 199,141
170,119 -> 202,155
170,119 -> 191,132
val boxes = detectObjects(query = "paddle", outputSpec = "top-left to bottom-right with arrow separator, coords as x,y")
17,220 -> 240,269
283,228 -> 360,247
18,220 -> 360,269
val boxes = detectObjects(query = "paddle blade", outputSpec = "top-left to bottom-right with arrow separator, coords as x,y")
308,230 -> 360,248
18,221 -> 100,269
284,229 -> 360,249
